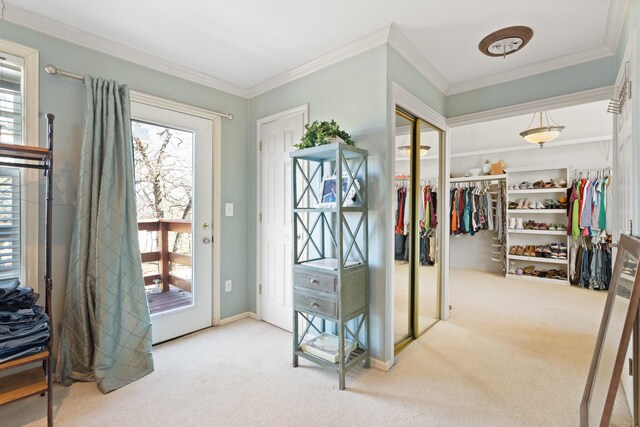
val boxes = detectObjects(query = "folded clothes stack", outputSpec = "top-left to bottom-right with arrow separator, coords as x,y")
0,278 -> 50,363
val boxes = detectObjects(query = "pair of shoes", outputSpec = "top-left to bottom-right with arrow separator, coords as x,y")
533,180 -> 545,189
523,265 -> 535,275
519,181 -> 533,190
508,262 -> 516,274
508,217 -> 516,229
553,179 -> 567,188
516,268 -> 524,276
516,218 -> 524,229
508,201 -> 518,209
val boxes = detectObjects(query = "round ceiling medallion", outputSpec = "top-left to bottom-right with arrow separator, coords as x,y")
478,26 -> 534,58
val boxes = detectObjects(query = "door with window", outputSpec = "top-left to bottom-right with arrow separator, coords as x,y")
131,100 -> 214,344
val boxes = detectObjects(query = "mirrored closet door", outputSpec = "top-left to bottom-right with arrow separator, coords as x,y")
393,108 -> 443,354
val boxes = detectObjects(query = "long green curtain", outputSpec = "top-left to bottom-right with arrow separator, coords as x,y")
58,76 -> 154,393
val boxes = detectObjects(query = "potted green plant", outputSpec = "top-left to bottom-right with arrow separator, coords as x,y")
295,120 -> 354,149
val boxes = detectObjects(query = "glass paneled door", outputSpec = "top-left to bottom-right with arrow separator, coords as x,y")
131,100 -> 214,344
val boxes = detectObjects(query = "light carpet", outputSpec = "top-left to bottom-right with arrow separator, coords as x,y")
1,269 -> 632,426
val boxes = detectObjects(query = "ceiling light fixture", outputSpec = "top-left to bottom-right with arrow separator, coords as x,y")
397,145 -> 430,157
519,111 -> 565,149
479,26 -> 533,58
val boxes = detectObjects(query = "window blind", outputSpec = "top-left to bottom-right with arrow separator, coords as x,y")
0,168 -> 20,280
0,55 -> 24,281
0,57 -> 22,145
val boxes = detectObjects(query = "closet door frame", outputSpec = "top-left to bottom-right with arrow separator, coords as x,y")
388,83 -> 449,364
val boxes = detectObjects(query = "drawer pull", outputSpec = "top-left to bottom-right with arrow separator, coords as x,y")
310,279 -> 319,285
310,302 -> 319,308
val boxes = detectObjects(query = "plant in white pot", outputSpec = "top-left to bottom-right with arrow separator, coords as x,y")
295,120 -> 354,149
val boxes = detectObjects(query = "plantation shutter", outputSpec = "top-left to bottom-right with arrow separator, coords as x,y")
0,55 -> 24,281
0,168 -> 20,280
0,57 -> 22,144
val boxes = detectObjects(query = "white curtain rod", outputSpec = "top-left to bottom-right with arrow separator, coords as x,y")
44,64 -> 234,120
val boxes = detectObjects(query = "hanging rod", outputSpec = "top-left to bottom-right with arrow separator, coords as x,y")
44,64 -> 234,120
449,174 -> 507,183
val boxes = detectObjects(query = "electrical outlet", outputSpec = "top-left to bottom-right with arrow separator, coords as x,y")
225,280 -> 232,292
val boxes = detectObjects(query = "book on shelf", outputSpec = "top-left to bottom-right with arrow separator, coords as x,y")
300,333 -> 356,363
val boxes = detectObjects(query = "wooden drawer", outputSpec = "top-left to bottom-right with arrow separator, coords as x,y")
293,270 -> 337,294
294,290 -> 337,319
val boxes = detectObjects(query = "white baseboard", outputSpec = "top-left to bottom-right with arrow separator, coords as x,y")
248,312 -> 258,320
219,311 -> 252,325
370,356 -> 393,371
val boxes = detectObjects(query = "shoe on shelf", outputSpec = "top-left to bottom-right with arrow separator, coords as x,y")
523,265 -> 535,275
533,180 -> 545,189
516,268 -> 524,276
509,246 -> 518,255
549,223 -> 557,231
550,243 -> 560,258
516,245 -> 526,256
539,223 -> 550,230
535,246 -> 544,257
557,224 -> 567,231
508,217 -> 516,229
557,179 -> 567,188
516,218 -> 524,230
516,198 -> 526,209
544,181 -> 553,188
519,182 -> 530,190
543,245 -> 552,257
539,270 -> 548,278
509,262 -> 516,274
544,199 -> 557,209
523,220 -> 535,230
508,201 -> 518,209
535,201 -> 545,209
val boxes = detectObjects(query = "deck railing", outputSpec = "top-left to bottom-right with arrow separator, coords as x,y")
138,219 -> 192,293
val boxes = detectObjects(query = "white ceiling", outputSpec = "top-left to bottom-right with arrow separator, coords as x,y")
449,100 -> 612,155
3,0 -> 625,97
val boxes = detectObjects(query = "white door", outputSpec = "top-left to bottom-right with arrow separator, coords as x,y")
131,100 -> 214,344
260,110 -> 306,331
612,32 -> 637,415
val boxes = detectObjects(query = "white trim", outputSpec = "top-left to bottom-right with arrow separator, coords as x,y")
389,83 -> 448,362
218,311 -> 251,326
447,86 -> 613,127
3,4 -> 249,98
448,46 -> 615,95
248,26 -> 390,97
0,39 -> 40,291
255,104 -> 309,321
605,0 -> 629,53
130,91 -> 223,328
370,357 -> 393,371
438,136 -> 612,160
387,24 -> 449,94
248,312 -> 258,320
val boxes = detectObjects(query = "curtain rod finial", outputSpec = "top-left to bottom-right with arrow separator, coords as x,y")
44,64 -> 59,75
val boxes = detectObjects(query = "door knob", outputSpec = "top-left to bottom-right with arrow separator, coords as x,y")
203,222 -> 209,230
202,237 -> 211,244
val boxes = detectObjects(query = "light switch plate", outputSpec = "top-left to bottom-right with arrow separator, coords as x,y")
225,280 -> 232,292
225,203 -> 233,217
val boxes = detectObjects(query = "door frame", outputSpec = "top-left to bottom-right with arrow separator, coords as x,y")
130,90 -> 223,327
255,104 -> 309,321
388,83 -> 448,364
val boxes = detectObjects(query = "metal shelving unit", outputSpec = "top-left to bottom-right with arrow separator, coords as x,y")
290,142 -> 369,390
0,114 -> 54,426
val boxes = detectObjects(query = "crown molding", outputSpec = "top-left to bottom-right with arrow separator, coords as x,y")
247,26 -> 391,98
605,0 -> 629,52
387,24 -> 450,94
3,4 -> 250,98
448,45 -> 615,95
447,86 -> 613,127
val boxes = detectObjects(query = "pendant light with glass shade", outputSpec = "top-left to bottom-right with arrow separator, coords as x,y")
519,111 -> 565,148
397,144 -> 430,157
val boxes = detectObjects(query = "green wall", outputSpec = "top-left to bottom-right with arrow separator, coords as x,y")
0,21 -> 250,351
446,56 -> 617,117
249,45 -> 389,359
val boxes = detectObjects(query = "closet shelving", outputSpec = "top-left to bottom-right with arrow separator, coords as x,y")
505,165 -> 570,285
0,114 -> 54,426
506,165 -> 569,284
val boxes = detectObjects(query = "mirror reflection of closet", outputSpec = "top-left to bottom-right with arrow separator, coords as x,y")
394,108 -> 442,354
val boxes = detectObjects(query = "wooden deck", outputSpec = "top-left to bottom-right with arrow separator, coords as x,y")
147,285 -> 192,315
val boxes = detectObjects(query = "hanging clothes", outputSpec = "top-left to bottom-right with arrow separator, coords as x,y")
394,182 -> 438,264
449,184 -> 499,236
